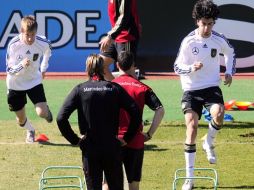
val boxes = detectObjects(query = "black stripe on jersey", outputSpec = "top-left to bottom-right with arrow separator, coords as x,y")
174,64 -> 192,75
187,31 -> 195,37
177,30 -> 195,57
7,65 -> 24,74
212,31 -> 236,75
8,36 -> 20,48
36,36 -> 52,49
232,55 -> 236,75
212,31 -> 233,48
36,36 -> 50,43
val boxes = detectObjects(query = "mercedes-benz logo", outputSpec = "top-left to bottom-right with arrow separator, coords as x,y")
16,55 -> 23,61
192,47 -> 199,55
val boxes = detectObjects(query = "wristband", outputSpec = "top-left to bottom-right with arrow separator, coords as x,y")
107,34 -> 112,39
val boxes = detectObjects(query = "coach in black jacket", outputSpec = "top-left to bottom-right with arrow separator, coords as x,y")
56,54 -> 141,190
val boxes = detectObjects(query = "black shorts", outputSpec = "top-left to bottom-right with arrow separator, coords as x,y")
122,147 -> 144,183
101,40 -> 138,67
181,86 -> 224,119
7,84 -> 47,111
82,142 -> 123,190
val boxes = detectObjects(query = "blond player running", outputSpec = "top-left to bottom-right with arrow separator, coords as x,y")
6,15 -> 53,143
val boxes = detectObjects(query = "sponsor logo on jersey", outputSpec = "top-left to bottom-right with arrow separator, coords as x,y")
16,54 -> 23,61
83,87 -> 113,92
192,47 -> 199,55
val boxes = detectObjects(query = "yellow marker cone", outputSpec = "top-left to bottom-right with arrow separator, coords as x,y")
201,134 -> 207,140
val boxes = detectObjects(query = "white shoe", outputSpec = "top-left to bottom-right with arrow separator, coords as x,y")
203,142 -> 216,164
182,180 -> 194,190
26,130 -> 35,143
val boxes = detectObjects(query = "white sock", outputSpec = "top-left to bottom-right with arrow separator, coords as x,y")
206,122 -> 219,147
185,152 -> 196,178
20,119 -> 35,131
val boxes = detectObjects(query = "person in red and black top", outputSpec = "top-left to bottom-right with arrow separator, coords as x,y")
56,54 -> 141,190
103,51 -> 164,190
99,0 -> 142,81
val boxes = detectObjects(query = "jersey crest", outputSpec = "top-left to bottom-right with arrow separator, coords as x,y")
211,48 -> 217,57
33,54 -> 39,61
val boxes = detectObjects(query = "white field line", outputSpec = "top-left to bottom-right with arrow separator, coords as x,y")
0,142 -> 69,145
0,141 -> 253,145
147,141 -> 254,145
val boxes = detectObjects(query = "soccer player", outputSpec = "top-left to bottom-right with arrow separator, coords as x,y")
56,54 -> 141,190
103,51 -> 164,190
6,15 -> 53,143
174,1 -> 236,189
99,0 -> 143,81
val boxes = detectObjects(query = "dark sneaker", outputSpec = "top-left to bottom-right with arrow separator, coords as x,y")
45,108 -> 53,123
138,73 -> 146,80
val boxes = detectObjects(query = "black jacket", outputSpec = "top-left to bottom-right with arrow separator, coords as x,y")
57,79 -> 141,147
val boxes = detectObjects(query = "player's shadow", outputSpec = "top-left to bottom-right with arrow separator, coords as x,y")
144,144 -> 168,152
38,141 -> 75,147
219,185 -> 254,189
198,121 -> 254,129
231,107 -> 254,111
191,185 -> 254,189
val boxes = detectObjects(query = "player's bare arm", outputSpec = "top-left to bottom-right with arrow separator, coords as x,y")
224,73 -> 232,87
42,72 -> 46,79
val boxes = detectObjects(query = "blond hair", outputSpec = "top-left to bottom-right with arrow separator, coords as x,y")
86,54 -> 104,79
21,15 -> 38,32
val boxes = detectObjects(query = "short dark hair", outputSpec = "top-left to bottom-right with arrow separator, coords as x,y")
192,0 -> 220,21
86,54 -> 104,79
117,51 -> 135,71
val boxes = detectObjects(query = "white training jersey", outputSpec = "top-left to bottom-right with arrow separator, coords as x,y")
6,34 -> 51,90
174,29 -> 236,91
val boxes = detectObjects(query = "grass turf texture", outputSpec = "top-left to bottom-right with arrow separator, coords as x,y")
0,78 -> 254,189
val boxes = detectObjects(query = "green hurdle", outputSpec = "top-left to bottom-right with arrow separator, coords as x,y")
39,166 -> 85,190
172,168 -> 218,190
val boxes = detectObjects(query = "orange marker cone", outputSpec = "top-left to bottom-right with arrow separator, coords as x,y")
35,134 -> 49,142
224,99 -> 236,110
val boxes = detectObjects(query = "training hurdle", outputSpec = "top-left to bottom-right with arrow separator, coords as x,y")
39,166 -> 85,190
172,168 -> 218,190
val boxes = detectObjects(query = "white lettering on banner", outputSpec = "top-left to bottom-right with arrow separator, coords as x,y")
0,11 -> 101,49
213,0 -> 254,68
36,11 -> 74,48
76,11 -> 100,48
0,12 -> 22,47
